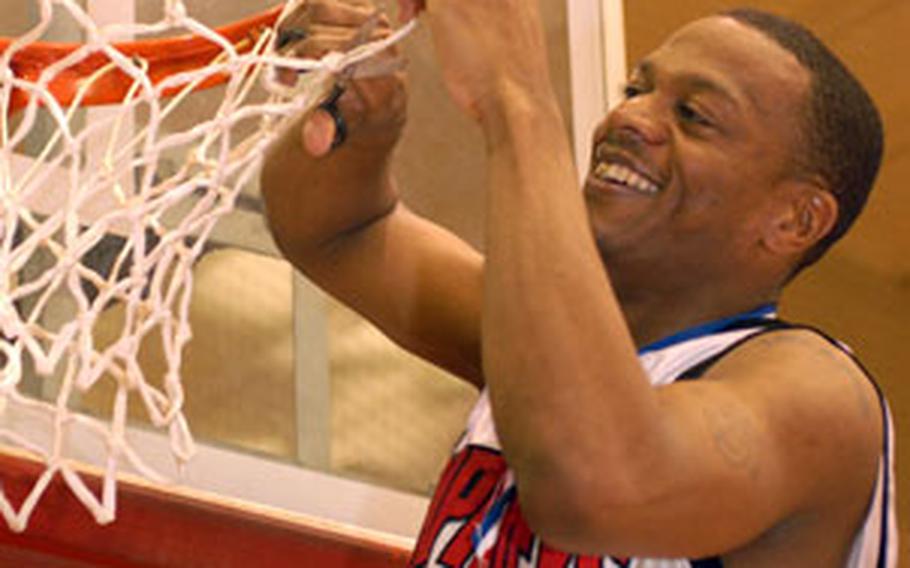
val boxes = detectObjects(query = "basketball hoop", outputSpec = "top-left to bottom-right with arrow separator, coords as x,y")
0,0 -> 415,532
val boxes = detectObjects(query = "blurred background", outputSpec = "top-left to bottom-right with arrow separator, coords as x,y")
3,0 -> 904,559
632,1 -> 908,559
395,0 -> 910,558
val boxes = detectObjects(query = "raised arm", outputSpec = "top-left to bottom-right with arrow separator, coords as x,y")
261,0 -> 483,386
416,0 -> 882,560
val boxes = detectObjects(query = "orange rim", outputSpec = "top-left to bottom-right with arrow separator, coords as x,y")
1,5 -> 283,112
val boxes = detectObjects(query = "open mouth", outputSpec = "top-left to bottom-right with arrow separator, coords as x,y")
589,147 -> 663,196
592,162 -> 661,195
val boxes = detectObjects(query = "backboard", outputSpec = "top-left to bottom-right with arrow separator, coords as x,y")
0,0 -> 621,563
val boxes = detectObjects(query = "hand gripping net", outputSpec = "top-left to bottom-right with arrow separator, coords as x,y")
0,0 -> 414,532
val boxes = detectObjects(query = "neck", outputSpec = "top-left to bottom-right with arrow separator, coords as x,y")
613,276 -> 782,350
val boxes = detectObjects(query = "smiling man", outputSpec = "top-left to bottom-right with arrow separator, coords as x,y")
261,1 -> 895,566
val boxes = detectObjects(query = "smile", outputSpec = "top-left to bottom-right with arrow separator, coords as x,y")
592,162 -> 661,195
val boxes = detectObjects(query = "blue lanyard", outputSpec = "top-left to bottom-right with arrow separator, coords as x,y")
638,303 -> 777,355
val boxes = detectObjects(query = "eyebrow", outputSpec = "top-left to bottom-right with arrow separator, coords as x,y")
634,60 -> 748,113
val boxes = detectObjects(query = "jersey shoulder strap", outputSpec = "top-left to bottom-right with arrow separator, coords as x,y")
676,318 -> 793,381
676,319 -> 897,568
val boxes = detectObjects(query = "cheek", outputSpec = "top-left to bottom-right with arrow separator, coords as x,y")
669,174 -> 769,256
664,167 -> 726,234
669,144 -> 766,234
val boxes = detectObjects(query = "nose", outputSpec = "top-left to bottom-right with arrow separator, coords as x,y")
605,95 -> 670,147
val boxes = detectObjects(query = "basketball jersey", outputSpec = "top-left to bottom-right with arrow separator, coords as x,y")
407,309 -> 898,567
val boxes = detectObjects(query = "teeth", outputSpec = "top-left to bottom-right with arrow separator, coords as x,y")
628,172 -> 648,191
592,162 -> 659,194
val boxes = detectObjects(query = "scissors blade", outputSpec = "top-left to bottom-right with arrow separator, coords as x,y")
347,11 -> 382,50
335,11 -> 383,83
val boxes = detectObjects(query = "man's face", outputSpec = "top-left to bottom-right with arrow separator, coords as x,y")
584,16 -> 812,292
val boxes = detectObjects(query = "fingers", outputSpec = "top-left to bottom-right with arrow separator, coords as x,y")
273,2 -> 394,93
302,86 -> 353,158
301,73 -> 407,158
276,2 -> 394,60
397,0 -> 425,22
285,1 -> 372,30
277,0 -> 378,42
332,0 -> 376,8
303,108 -> 340,157
280,22 -> 393,60
273,0 -> 409,157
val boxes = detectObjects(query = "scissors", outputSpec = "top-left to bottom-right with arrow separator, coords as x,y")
275,8 -> 407,148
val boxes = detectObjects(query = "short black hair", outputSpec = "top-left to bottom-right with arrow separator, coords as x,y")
722,8 -> 884,272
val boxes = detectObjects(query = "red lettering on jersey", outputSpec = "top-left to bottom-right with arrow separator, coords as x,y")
409,446 -> 508,567
409,445 -> 630,567
485,499 -> 533,565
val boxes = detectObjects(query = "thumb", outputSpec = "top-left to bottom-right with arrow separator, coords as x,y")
302,109 -> 338,158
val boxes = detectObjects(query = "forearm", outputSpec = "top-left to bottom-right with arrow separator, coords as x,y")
479,88 -> 668,510
261,113 -> 400,262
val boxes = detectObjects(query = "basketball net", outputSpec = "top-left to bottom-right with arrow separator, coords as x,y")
0,0 -> 414,532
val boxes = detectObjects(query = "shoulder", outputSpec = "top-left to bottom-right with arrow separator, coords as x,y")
701,327 -> 882,505
704,326 -> 878,405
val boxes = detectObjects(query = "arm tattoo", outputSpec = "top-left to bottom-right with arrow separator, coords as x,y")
703,404 -> 760,479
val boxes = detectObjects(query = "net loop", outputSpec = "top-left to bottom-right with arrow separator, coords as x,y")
0,0 -> 415,532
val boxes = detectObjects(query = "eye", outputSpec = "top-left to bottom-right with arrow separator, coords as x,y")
622,83 -> 646,100
676,101 -> 713,127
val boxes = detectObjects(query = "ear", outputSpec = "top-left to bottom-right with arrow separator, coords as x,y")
761,180 -> 838,257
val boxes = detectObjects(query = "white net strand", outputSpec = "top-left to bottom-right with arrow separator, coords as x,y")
0,0 -> 415,532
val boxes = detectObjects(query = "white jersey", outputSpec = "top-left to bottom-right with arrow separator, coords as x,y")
407,315 -> 898,567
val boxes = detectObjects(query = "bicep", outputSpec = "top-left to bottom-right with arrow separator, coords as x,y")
557,331 -> 881,558
288,203 -> 484,387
